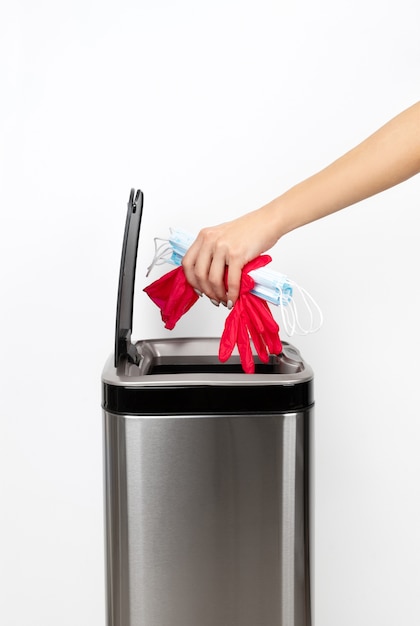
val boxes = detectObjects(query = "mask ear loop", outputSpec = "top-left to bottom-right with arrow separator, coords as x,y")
146,238 -> 173,277
286,281 -> 323,335
290,282 -> 313,335
168,227 -> 195,258
297,283 -> 323,333
279,287 -> 296,336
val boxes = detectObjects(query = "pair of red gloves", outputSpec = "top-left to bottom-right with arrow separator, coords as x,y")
143,255 -> 282,373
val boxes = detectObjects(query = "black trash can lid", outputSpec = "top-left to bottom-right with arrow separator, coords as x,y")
114,188 -> 143,368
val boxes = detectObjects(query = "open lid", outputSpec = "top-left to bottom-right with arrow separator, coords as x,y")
114,188 -> 144,367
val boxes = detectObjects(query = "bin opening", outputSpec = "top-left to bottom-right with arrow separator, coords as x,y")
150,363 -> 278,375
145,354 -> 303,376
129,340 -> 305,377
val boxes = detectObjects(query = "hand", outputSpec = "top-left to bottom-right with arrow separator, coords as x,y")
182,204 -> 282,306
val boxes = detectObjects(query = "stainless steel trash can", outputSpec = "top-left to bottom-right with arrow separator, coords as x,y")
102,189 -> 314,626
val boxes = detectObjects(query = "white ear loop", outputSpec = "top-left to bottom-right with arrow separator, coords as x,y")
146,238 -> 173,277
279,280 -> 323,336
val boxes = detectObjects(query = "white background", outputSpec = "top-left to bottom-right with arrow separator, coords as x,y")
1,1 -> 420,624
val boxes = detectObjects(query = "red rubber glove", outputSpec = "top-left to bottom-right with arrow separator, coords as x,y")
143,265 -> 199,330
143,256 -> 282,373
219,256 -> 282,373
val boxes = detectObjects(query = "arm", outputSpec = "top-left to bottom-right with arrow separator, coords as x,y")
182,101 -> 420,305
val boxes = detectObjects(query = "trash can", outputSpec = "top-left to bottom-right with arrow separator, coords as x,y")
102,189 -> 314,626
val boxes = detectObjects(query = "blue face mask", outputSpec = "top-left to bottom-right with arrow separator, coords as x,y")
168,228 -> 196,267
147,228 -> 323,336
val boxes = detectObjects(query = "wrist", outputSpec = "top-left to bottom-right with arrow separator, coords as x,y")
263,171 -> 341,239
260,193 -> 302,242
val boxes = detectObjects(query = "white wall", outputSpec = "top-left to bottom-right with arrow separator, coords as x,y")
1,1 -> 419,624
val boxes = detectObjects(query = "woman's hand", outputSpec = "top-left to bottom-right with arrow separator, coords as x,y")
182,204 -> 283,306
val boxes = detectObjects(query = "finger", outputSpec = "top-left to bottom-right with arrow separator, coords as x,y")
243,254 -> 272,274
197,231 -> 229,301
185,228 -> 226,299
182,240 -> 202,292
219,307 -> 240,362
192,247 -> 217,299
236,311 -> 255,373
183,237 -> 217,298
246,317 -> 269,363
225,261 -> 243,306
208,254 -> 229,302
259,300 -> 281,334
251,298 -> 282,355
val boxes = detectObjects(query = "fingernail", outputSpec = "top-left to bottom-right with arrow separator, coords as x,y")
210,298 -> 220,307
227,299 -> 233,310
221,300 -> 227,307
194,289 -> 203,297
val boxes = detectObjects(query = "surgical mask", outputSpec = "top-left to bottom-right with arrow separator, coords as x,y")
147,227 -> 323,336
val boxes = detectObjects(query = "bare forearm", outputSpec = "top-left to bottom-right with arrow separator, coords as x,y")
183,102 -> 420,304
266,101 -> 420,238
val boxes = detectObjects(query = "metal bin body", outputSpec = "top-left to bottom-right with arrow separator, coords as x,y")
101,190 -> 314,626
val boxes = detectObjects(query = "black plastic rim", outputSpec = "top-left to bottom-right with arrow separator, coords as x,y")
102,380 -> 314,416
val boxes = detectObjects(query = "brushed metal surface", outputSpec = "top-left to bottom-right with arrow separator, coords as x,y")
103,411 -> 311,626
